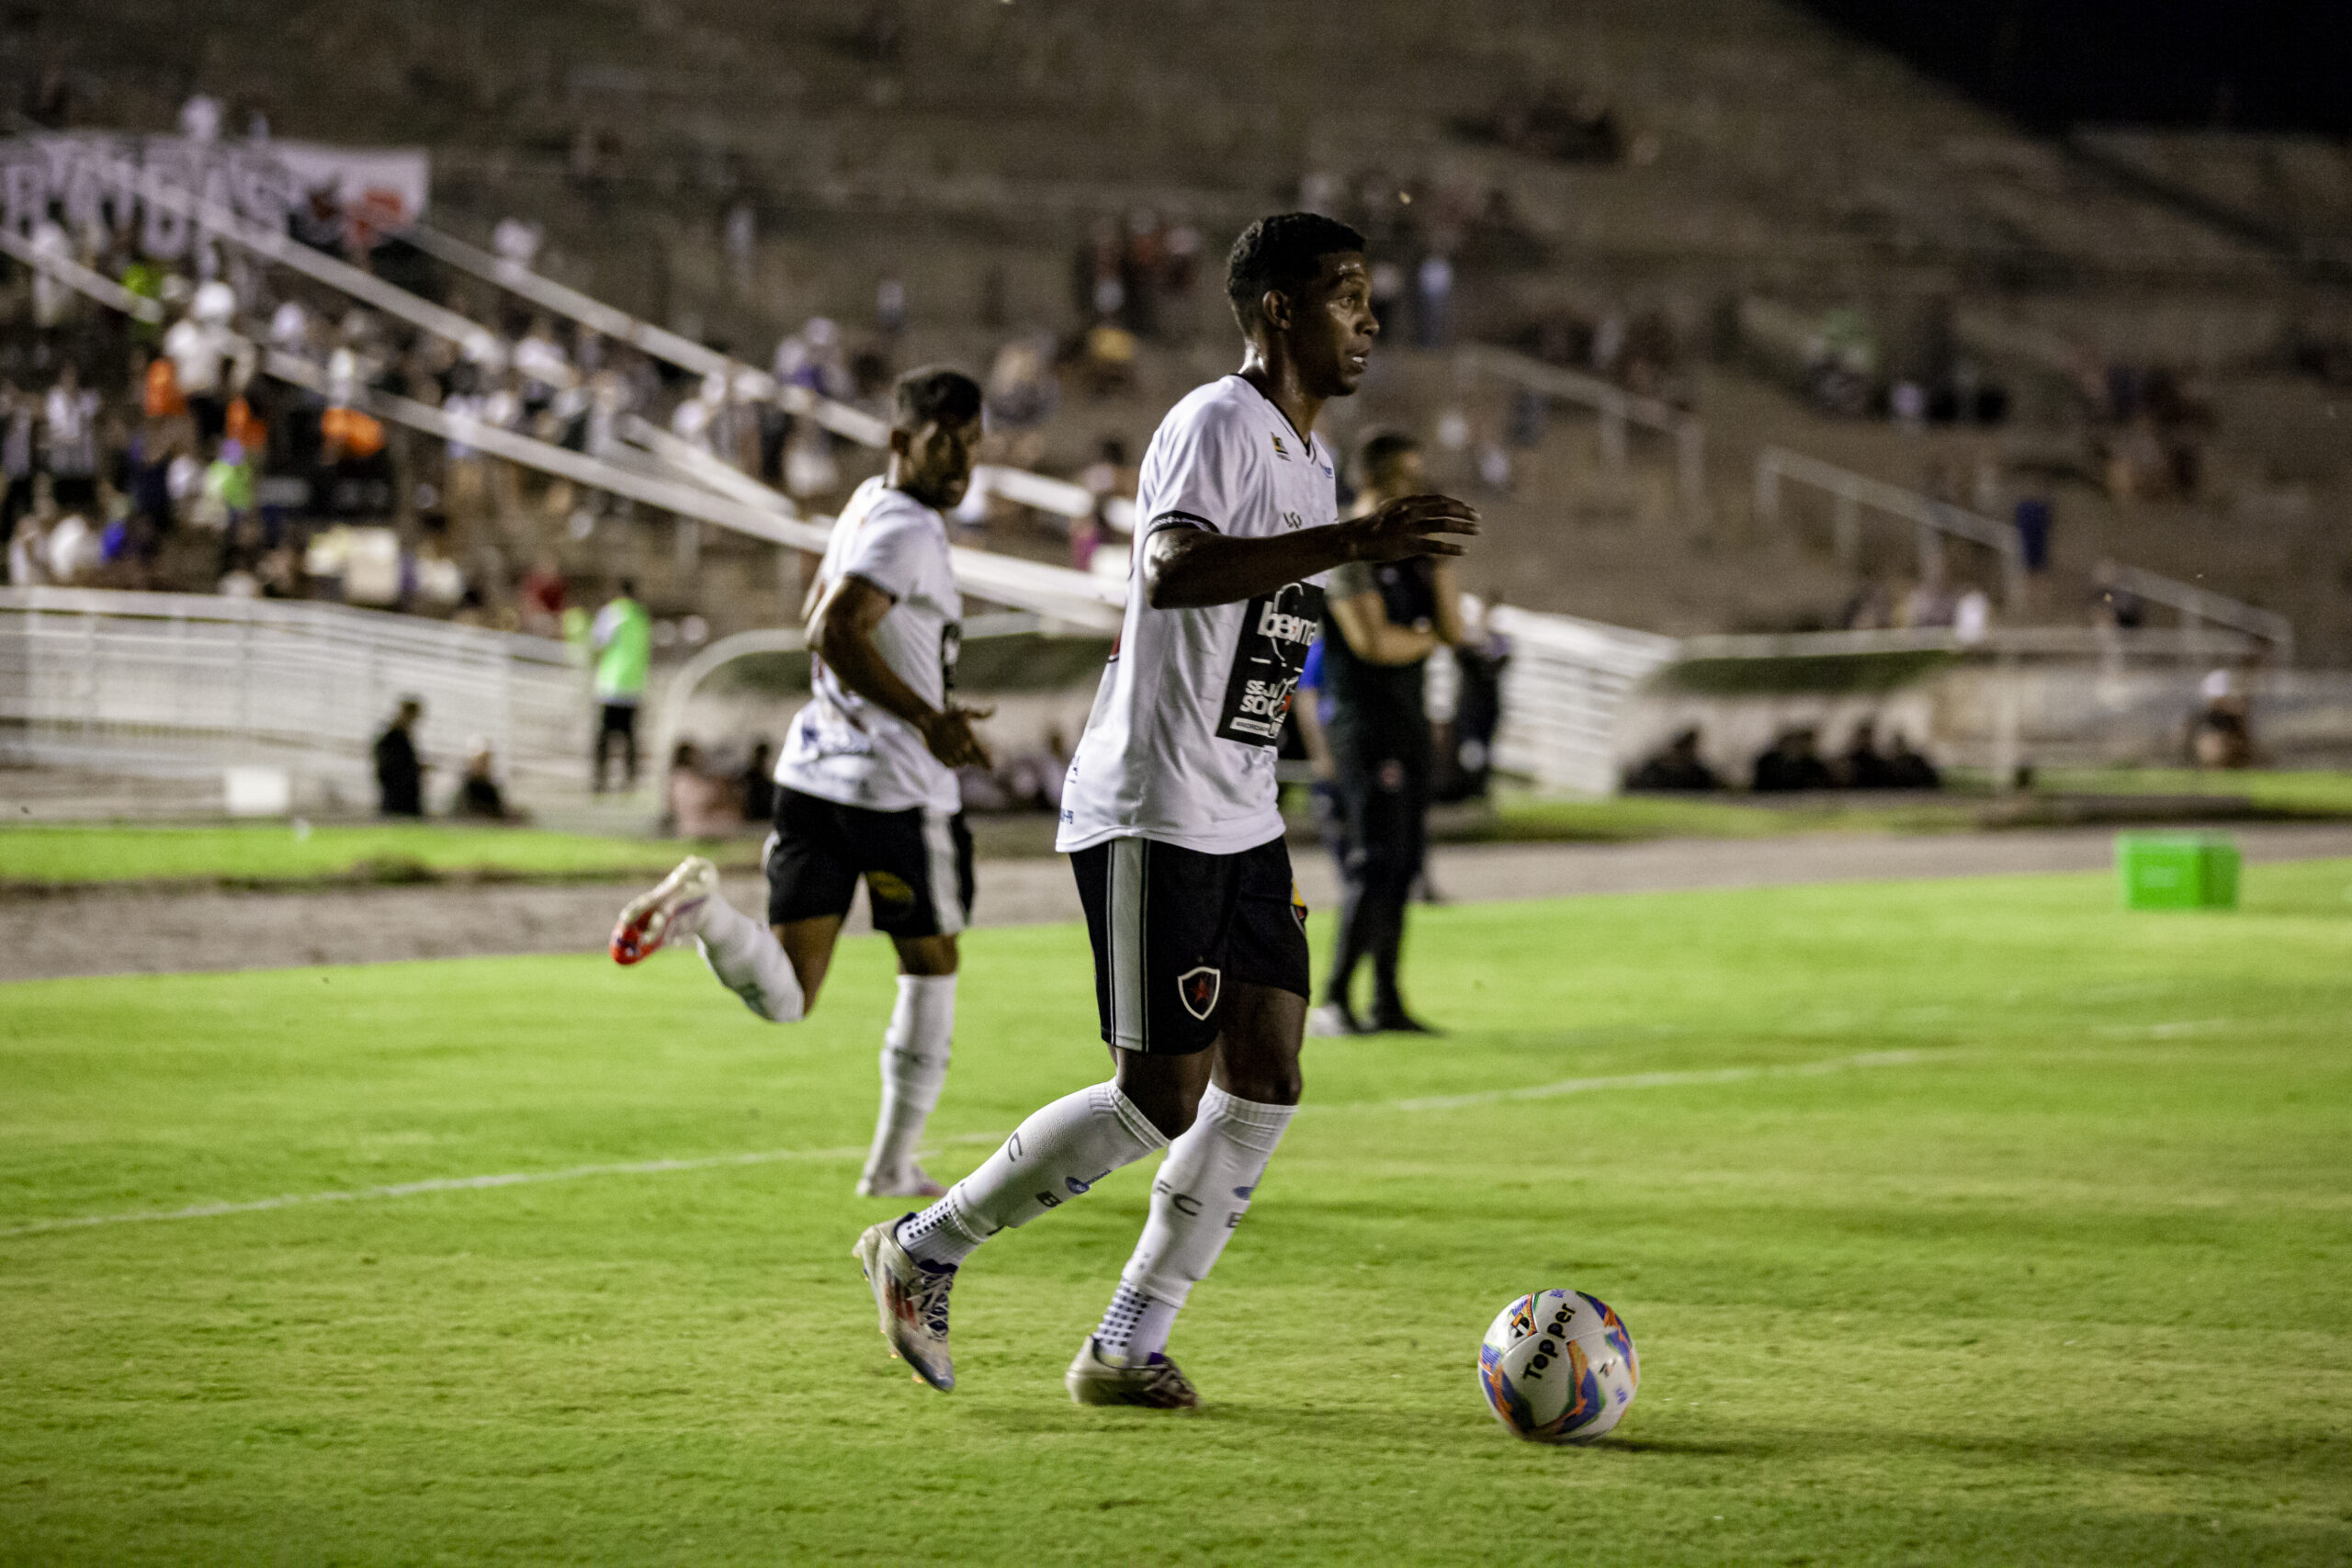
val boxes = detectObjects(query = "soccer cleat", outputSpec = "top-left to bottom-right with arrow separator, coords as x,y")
609,855 -> 718,965
855,1166 -> 948,1200
1065,1335 -> 1200,1409
1367,1009 -> 1442,1036
1305,1000 -> 1363,1038
853,1216 -> 956,1392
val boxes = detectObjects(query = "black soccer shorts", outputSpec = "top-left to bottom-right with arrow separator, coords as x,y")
1070,834 -> 1311,1055
765,785 -> 974,940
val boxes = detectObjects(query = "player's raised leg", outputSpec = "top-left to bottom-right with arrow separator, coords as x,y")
609,853 -> 813,1021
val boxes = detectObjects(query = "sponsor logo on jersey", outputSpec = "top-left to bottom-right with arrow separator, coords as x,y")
1280,509 -> 1306,531
1214,581 -> 1327,747
1176,964 -> 1222,1021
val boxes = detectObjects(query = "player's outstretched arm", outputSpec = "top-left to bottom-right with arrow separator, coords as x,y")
1141,493 -> 1479,610
808,574 -> 993,769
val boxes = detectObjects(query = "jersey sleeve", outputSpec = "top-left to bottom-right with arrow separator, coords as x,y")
836,498 -> 939,601
1142,400 -> 1261,536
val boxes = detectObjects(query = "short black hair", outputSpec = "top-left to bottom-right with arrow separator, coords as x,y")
1226,212 -> 1367,336
893,365 -> 983,431
1355,429 -> 1421,486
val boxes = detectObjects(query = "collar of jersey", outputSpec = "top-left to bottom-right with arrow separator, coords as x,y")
1226,373 -> 1317,455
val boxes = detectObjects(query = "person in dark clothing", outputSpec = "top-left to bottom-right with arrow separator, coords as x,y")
1751,727 -> 1835,793
1308,432 -> 1462,1037
1883,731 -> 1941,789
1837,719 -> 1897,789
1435,608 -> 1508,803
741,739 -> 777,822
374,697 -> 426,817
1627,727 -> 1721,791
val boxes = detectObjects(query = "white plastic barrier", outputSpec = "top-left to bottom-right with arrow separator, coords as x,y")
0,588 -> 587,795
1484,606 -> 1679,795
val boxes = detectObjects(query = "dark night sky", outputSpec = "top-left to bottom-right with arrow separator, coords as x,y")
1800,0 -> 2352,134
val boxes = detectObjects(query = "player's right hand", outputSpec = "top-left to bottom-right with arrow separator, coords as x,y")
918,704 -> 994,770
1345,493 -> 1480,562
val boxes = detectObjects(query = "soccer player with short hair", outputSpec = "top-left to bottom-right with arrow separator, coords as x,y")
855,214 -> 1477,1406
610,366 -> 993,1200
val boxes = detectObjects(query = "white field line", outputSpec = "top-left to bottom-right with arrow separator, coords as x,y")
5,1050 -> 1951,1240
0,1133 -> 1008,1242
1387,1048 -> 1942,1112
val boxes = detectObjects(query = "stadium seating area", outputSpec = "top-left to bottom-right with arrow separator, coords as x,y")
5,0 -> 2347,660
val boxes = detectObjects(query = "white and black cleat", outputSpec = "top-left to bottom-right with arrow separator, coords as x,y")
1065,1335 -> 1200,1410
853,1216 -> 957,1392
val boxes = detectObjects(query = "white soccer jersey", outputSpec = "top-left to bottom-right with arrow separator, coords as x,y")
776,477 -> 964,815
1057,375 -> 1337,856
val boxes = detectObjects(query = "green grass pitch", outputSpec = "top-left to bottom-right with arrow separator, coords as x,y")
4,864 -> 2350,1563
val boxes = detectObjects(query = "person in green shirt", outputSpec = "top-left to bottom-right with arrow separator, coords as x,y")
591,580 -> 651,792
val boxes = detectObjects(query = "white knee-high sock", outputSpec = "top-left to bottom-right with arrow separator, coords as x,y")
864,974 -> 956,1182
1095,1084 -> 1295,1363
898,1081 -> 1166,1268
690,892 -> 804,1022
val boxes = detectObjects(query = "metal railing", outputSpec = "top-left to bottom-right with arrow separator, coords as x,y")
2093,559 -> 2294,662
1753,446 -> 2028,610
1457,344 -> 1709,524
0,587 -> 586,787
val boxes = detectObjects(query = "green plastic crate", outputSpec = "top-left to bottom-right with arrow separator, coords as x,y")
2116,832 -> 2240,910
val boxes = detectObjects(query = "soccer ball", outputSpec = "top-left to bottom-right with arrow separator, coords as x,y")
1476,1289 -> 1639,1444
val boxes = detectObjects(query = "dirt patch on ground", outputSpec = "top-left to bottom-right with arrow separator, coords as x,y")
11,822 -> 2350,984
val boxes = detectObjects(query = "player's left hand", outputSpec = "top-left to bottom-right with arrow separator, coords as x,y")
918,704 -> 995,770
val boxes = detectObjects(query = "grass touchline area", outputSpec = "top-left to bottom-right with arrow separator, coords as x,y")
4,860 -> 2346,1563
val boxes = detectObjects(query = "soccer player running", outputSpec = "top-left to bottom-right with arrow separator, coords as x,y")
1306,431 -> 1464,1038
854,214 -> 1477,1406
610,367 -> 993,1200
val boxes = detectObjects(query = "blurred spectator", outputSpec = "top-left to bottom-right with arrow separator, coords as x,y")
42,493 -> 100,584
1627,728 -> 1721,791
42,364 -> 100,513
1436,592 -> 1509,803
164,281 -> 253,443
6,503 -> 46,585
2013,496 -> 2052,574
29,220 -> 74,333
456,739 -> 526,821
876,274 -> 908,336
518,552 -> 567,637
1415,253 -> 1453,348
741,739 -> 776,823
2189,669 -> 2254,770
178,93 -> 223,142
984,333 -> 1058,440
726,202 -> 758,294
1836,720 -> 1896,789
1752,728 -> 1834,793
1,383 -> 33,539
374,697 -> 426,818
492,217 -> 544,270
1883,732 -> 1941,790
998,727 -> 1072,813
196,438 -> 254,532
592,579 -> 650,793
666,741 -> 741,838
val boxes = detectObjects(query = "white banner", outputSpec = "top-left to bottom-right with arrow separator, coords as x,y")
0,133 -> 429,256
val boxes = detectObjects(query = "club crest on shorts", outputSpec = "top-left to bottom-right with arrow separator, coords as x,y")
1176,964 -> 1222,1021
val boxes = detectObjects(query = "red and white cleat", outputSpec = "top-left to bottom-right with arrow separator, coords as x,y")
609,855 -> 719,965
